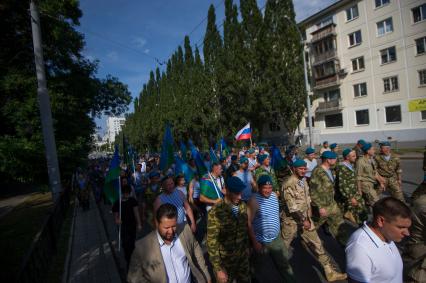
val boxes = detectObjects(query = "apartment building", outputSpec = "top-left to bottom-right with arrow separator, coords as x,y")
106,116 -> 125,144
296,0 -> 426,144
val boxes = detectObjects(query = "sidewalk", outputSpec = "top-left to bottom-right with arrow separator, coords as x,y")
65,195 -> 121,283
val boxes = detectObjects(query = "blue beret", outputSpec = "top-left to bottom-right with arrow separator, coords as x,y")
258,154 -> 268,164
330,143 -> 338,149
285,148 -> 292,156
248,148 -> 255,154
239,156 -> 248,164
380,141 -> 391,147
292,159 -> 307,167
321,151 -> 337,159
257,175 -> 273,186
226,176 -> 246,193
231,155 -> 238,161
149,171 -> 160,178
357,139 -> 366,146
323,141 -> 328,145
342,148 -> 352,158
219,157 -> 226,162
362,143 -> 372,152
305,147 -> 315,155
259,146 -> 265,151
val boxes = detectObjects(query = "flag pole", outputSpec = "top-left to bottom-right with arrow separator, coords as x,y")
118,176 -> 122,252
249,122 -> 253,148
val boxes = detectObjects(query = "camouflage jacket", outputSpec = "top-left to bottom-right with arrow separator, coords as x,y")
374,154 -> 402,179
254,166 -> 279,192
356,156 -> 377,184
408,183 -> 426,245
335,162 -> 359,203
207,199 -> 249,273
144,184 -> 162,209
309,166 -> 336,209
281,175 -> 311,224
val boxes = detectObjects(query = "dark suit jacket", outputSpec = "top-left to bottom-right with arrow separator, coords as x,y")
127,224 -> 211,283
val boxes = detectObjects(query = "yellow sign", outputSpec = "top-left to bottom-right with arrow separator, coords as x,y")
408,98 -> 426,112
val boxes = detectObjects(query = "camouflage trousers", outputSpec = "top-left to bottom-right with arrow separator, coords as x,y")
404,243 -> 426,283
360,181 -> 380,207
281,216 -> 332,269
219,252 -> 251,283
341,195 -> 368,225
314,202 -> 349,246
384,177 -> 405,202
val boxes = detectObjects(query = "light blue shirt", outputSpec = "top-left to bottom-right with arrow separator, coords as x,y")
235,169 -> 254,201
157,232 -> 191,283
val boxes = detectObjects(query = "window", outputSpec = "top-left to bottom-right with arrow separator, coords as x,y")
416,37 -> 426,55
325,113 -> 343,128
380,46 -> 396,64
316,16 -> 333,29
419,69 -> 426,86
412,4 -> 426,23
348,30 -> 362,47
377,18 -> 393,36
305,117 -> 315,127
324,89 -> 340,101
354,82 -> 367,97
352,56 -> 365,72
385,105 -> 401,123
375,0 -> 390,8
314,61 -> 336,78
346,5 -> 359,21
383,76 -> 399,93
356,109 -> 370,125
421,110 -> 426,121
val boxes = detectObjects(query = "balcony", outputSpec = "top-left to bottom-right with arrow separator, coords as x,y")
313,74 -> 340,90
311,24 -> 336,43
316,99 -> 343,113
312,49 -> 338,66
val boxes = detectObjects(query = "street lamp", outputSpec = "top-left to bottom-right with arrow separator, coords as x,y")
283,16 -> 313,147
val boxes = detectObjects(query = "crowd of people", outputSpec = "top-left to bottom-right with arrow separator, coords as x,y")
83,139 -> 425,283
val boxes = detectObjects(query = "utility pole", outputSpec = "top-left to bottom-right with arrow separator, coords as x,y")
284,16 -> 313,147
30,0 -> 62,202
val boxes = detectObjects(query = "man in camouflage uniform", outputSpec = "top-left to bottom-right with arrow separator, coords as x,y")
309,151 -> 348,245
356,143 -> 385,207
281,159 -> 347,282
404,175 -> 426,283
353,139 -> 366,160
374,141 -> 404,202
207,176 -> 250,283
335,148 -> 368,225
254,154 -> 279,194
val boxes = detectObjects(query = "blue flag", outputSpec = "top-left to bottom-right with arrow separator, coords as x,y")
270,145 -> 288,171
180,140 -> 188,161
188,139 -> 207,176
159,125 -> 174,171
175,155 -> 194,183
209,147 -> 219,163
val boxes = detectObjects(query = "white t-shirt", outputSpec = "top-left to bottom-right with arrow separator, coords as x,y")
304,158 -> 317,178
346,222 -> 403,283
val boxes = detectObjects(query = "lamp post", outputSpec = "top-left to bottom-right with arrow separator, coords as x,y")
284,16 -> 313,147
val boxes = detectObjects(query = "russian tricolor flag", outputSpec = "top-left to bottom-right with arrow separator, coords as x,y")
235,123 -> 251,140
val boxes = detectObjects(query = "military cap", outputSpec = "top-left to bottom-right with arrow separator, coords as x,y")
321,151 -> 337,159
357,139 -> 366,146
239,156 -> 249,164
362,143 -> 372,152
305,147 -> 315,155
292,159 -> 307,167
330,143 -> 338,149
257,175 -> 273,186
379,141 -> 391,147
231,155 -> 238,161
219,157 -> 226,162
258,154 -> 268,164
323,141 -> 329,145
248,148 -> 255,154
226,176 -> 246,193
342,148 -> 352,158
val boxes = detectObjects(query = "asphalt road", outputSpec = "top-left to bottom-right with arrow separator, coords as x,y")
255,159 -> 424,283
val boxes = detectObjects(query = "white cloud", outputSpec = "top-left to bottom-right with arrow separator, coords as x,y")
143,48 -> 150,54
106,51 -> 118,61
133,36 -> 147,48
294,0 -> 338,22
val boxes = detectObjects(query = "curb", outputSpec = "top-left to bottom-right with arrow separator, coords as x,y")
62,198 -> 77,283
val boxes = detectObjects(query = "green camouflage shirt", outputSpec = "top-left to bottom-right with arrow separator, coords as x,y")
374,154 -> 402,179
356,156 -> 377,184
207,199 -> 249,273
309,166 -> 336,209
336,163 -> 359,202
254,166 -> 279,192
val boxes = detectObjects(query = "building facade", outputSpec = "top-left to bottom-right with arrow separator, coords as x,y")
297,0 -> 426,144
106,116 -> 125,144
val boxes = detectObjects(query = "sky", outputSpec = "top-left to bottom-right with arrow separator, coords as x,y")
77,0 -> 337,135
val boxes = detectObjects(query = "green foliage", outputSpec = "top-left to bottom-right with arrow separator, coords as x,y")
123,0 -> 306,150
0,0 -> 131,184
